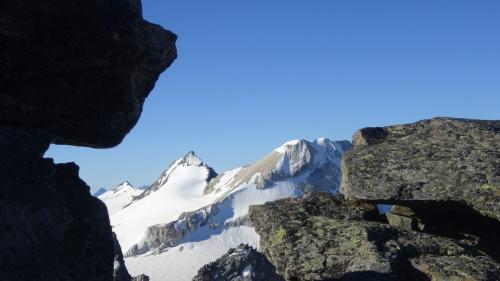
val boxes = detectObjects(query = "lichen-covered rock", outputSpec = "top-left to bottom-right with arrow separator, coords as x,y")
249,193 -> 500,281
0,128 -> 115,281
341,117 -> 500,222
386,206 -> 425,231
193,244 -> 284,281
0,0 -> 177,148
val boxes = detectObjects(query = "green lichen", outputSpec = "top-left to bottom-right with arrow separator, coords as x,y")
479,183 -> 500,196
272,227 -> 286,245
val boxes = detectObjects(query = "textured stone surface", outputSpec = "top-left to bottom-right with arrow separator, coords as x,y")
249,193 -> 500,281
0,128 -> 114,281
0,0 -> 177,148
193,244 -> 285,281
386,206 -> 425,231
341,117 -> 500,222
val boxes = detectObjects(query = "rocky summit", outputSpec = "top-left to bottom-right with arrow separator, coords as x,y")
0,0 -> 176,280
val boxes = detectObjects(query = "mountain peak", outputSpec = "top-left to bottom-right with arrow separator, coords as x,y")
179,151 -> 203,166
93,187 -> 107,197
274,139 -> 308,154
115,181 -> 135,190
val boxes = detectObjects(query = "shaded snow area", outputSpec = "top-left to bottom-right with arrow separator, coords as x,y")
125,226 -> 259,281
99,138 -> 351,281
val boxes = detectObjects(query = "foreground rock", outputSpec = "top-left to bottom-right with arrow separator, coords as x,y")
0,128 -> 115,280
341,117 -> 500,261
0,0 -> 177,148
249,193 -> 500,281
0,0 -> 176,280
341,117 -> 500,221
193,244 -> 284,281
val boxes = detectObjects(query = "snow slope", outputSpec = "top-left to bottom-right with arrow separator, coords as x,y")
99,138 -> 351,281
108,152 -> 227,251
98,182 -> 143,215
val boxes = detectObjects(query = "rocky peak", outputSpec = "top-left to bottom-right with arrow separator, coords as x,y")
272,138 -> 351,177
178,151 -> 204,167
115,181 -> 135,191
133,152 -> 217,200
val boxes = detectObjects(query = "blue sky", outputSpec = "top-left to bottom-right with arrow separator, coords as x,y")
46,0 -> 500,191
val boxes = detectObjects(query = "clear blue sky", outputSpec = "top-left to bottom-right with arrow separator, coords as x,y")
46,0 -> 500,191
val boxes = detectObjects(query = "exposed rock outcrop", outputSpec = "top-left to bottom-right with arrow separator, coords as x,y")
341,117 -> 500,221
0,0 -> 176,280
0,0 -> 177,148
341,117 -> 500,260
126,203 -> 221,256
249,193 -> 500,281
193,244 -> 285,281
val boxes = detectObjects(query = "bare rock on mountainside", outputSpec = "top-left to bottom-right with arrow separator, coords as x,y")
0,0 -> 176,280
0,0 -> 177,148
193,244 -> 285,281
249,193 -> 500,281
341,117 -> 500,221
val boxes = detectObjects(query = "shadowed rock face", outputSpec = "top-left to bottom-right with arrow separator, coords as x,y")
0,128 -> 115,280
249,193 -> 500,281
341,117 -> 500,222
0,0 -> 176,280
0,0 -> 177,148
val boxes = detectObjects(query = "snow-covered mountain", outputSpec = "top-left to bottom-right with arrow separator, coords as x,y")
99,138 -> 351,281
98,181 -> 144,215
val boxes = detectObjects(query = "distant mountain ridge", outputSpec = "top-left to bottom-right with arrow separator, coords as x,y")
98,138 -> 351,281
